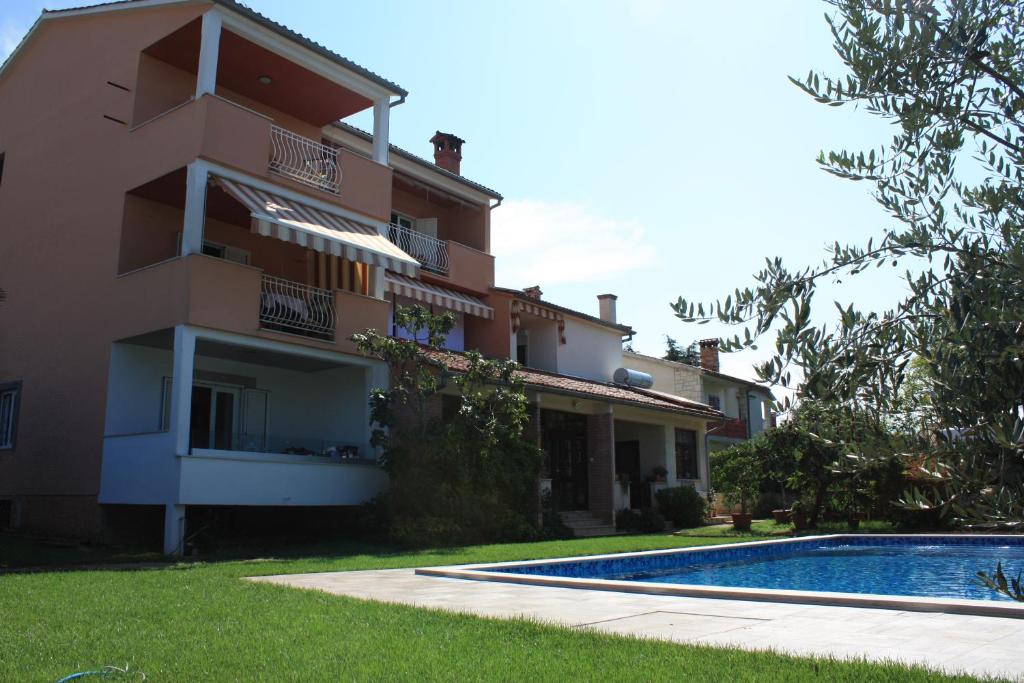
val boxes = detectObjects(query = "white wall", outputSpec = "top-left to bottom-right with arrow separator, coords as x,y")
390,295 -> 465,351
614,420 -> 667,479
621,352 -> 703,402
555,317 -> 623,382
104,343 -> 171,436
524,321 -> 559,372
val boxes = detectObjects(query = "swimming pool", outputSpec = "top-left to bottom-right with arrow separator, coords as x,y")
416,535 -> 1024,618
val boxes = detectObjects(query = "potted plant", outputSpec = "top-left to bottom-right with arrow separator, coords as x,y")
709,442 -> 762,532
790,499 -> 809,531
650,465 -> 668,483
847,510 -> 866,530
772,508 -> 792,524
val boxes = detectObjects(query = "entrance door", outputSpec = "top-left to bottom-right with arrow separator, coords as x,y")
189,384 -> 240,450
615,440 -> 644,509
541,410 -> 589,511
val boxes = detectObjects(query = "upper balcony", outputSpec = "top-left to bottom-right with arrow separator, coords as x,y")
128,7 -> 400,217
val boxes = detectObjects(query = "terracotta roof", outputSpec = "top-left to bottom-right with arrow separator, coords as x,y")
491,287 -> 635,335
40,0 -> 407,96
424,349 -> 722,419
332,122 -> 503,200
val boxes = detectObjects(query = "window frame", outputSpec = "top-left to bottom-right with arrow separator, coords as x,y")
0,381 -> 22,451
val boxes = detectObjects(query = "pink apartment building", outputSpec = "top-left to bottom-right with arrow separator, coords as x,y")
0,0 -> 722,554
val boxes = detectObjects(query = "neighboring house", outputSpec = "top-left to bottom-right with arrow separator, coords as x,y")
624,339 -> 775,454
0,0 -> 722,553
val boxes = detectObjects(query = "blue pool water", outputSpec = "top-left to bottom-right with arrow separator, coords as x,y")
487,536 -> 1024,601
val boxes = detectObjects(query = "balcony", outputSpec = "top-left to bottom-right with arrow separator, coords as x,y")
268,126 -> 340,195
111,255 -> 388,356
259,274 -> 336,341
387,223 -> 449,274
714,418 -> 749,439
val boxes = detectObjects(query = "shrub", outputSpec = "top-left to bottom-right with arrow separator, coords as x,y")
655,485 -> 707,529
616,507 -> 666,533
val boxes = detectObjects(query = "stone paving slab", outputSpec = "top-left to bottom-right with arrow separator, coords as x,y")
251,568 -> 1024,681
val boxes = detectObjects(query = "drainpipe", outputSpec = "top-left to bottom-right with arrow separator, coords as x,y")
388,94 -> 407,109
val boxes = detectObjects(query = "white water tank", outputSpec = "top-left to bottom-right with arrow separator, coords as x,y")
613,368 -> 654,389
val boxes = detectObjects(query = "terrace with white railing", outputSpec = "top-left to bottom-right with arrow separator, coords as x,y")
386,223 -> 449,274
268,125 -> 340,194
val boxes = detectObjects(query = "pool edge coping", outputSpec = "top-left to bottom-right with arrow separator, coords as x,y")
414,533 -> 1024,619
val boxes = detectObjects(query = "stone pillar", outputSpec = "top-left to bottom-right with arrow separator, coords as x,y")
586,407 -> 615,524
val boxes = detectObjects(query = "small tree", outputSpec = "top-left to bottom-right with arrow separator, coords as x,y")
352,305 -> 543,547
710,441 -> 763,515
663,336 -> 700,366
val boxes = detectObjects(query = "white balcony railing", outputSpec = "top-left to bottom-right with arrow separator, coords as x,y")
386,223 -> 449,274
259,275 -> 335,340
268,125 -> 340,194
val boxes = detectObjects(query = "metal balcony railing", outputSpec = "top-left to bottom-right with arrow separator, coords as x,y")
259,275 -> 335,340
386,223 -> 450,274
268,125 -> 341,194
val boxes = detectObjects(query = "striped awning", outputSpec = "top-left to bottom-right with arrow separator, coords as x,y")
511,299 -> 566,344
212,176 -> 419,276
385,272 -> 494,319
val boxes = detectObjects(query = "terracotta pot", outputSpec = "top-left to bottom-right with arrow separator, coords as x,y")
848,512 -> 866,530
791,511 -> 809,530
731,513 -> 753,531
772,509 -> 792,524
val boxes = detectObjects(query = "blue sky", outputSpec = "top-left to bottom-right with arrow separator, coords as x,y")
2,0 -> 909,383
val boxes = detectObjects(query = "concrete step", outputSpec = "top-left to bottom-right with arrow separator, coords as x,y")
571,525 -> 620,537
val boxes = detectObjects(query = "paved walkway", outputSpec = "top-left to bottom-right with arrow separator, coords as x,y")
252,568 -> 1024,681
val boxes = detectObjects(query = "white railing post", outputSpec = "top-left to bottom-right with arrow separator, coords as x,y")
196,11 -> 222,98
268,126 -> 341,194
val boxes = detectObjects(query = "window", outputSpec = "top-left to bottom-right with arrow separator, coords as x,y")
0,152 -> 5,189
706,395 -> 721,410
0,382 -> 21,450
201,240 -> 250,265
516,331 -> 529,366
675,428 -> 699,480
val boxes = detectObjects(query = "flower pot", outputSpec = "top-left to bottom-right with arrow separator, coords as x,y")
731,513 -> 753,531
847,512 -> 866,530
772,509 -> 791,524
791,511 -> 809,530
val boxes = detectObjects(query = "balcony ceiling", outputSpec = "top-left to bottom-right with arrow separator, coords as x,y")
145,19 -> 373,127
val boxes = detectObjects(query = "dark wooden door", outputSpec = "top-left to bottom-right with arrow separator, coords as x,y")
541,410 -> 589,511
615,440 -> 644,509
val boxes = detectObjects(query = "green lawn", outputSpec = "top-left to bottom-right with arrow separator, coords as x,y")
0,527 -> 994,682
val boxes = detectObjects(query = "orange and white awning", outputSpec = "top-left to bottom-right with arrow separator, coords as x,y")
212,176 -> 419,276
511,299 -> 566,344
385,272 -> 494,319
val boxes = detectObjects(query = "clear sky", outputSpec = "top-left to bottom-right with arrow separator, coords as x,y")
2,0 -> 911,384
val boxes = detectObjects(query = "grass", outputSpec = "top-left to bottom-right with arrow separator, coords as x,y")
0,526 -> 997,682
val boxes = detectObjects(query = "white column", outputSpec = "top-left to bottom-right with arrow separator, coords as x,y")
163,504 -> 186,556
196,10 -> 222,97
372,97 -> 390,165
182,163 -> 208,256
663,425 -> 677,482
369,265 -> 385,299
170,325 -> 196,457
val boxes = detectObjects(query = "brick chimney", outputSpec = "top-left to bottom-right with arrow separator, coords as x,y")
597,294 -> 617,324
699,338 -> 720,372
430,131 -> 464,175
523,285 -> 543,300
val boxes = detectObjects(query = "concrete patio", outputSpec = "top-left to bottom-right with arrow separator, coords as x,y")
252,568 -> 1024,681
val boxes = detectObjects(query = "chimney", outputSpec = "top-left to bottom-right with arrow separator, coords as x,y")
699,338 -> 720,372
430,131 -> 464,175
523,285 -> 543,300
597,294 -> 617,324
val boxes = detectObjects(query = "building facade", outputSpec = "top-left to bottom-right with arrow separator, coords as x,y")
0,0 -> 721,552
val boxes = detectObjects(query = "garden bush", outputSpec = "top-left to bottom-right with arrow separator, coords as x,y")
655,485 -> 707,529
